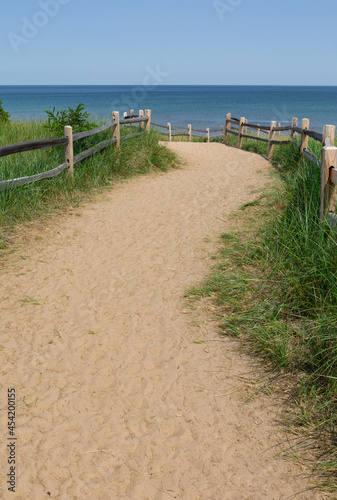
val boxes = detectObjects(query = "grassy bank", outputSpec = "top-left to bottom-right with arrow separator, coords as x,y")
187,136 -> 337,489
0,121 -> 179,248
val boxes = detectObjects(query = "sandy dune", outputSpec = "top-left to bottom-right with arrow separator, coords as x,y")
0,143 -> 324,499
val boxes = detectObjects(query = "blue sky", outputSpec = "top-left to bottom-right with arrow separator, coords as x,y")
1,0 -> 336,85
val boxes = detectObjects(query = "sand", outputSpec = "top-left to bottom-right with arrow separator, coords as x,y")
0,143 -> 326,499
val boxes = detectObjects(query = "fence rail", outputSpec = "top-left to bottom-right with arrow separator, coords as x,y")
303,129 -> 323,142
72,122 -> 115,142
0,109 -> 152,192
0,137 -> 69,158
0,163 -> 69,190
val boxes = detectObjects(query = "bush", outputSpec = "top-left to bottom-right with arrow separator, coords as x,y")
0,98 -> 10,122
45,103 -> 97,137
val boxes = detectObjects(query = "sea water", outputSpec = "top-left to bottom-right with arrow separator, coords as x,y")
1,85 -> 337,132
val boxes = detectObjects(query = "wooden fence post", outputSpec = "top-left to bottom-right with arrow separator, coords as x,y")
139,109 -> 144,128
323,124 -> 335,147
268,121 -> 276,158
291,117 -> 298,141
225,112 -> 231,142
145,109 -> 151,132
256,125 -> 260,138
129,109 -> 134,128
238,117 -> 245,148
221,125 -> 224,142
64,125 -> 74,178
188,124 -> 192,142
243,118 -> 247,135
321,125 -> 337,221
278,123 -> 281,137
168,123 -> 172,142
112,111 -> 120,148
206,128 -> 210,143
300,118 -> 310,157
123,112 -> 127,120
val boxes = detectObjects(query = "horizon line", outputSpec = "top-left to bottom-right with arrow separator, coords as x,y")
1,84 -> 337,87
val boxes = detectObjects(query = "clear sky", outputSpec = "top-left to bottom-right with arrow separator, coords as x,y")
1,0 -> 336,85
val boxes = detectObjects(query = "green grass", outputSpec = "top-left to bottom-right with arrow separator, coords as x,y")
0,121 -> 179,248
187,137 -> 337,490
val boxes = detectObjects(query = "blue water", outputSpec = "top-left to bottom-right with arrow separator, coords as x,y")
1,85 -> 337,132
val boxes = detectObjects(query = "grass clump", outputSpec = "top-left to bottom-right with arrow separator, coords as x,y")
187,139 -> 337,489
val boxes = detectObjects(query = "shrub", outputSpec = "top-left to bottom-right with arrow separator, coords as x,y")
0,98 -> 10,122
45,103 -> 97,137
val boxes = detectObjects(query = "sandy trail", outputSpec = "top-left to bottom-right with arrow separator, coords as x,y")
0,143 -> 322,499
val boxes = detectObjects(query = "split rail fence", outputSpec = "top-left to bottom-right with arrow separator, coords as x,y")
223,113 -> 337,222
151,121 -> 223,143
151,114 -> 337,222
0,109 -> 152,191
1,106 -> 337,222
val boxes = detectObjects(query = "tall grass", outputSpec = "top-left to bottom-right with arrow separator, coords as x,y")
0,121 -> 179,247
187,135 -> 337,488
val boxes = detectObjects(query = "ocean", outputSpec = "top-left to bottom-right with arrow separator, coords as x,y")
1,85 -> 337,132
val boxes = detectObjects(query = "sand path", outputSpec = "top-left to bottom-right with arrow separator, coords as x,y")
0,143 -> 323,499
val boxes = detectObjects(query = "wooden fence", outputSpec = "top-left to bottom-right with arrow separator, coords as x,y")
0,109 -> 151,191
151,114 -> 337,222
224,114 -> 336,222
2,106 -> 337,223
151,121 -> 224,143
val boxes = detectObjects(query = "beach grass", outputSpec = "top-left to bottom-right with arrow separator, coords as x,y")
0,121 -> 179,247
187,137 -> 337,489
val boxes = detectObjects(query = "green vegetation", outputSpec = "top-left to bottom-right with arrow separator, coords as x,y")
45,103 -> 96,136
187,136 -> 337,489
0,116 -> 179,249
0,98 -> 10,122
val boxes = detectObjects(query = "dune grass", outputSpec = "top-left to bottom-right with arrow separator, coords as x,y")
187,135 -> 337,489
0,121 -> 179,248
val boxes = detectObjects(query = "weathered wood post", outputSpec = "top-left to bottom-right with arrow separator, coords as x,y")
238,117 -> 245,148
225,113 -> 231,142
221,125 -> 224,142
278,123 -> 281,137
64,125 -> 74,178
291,117 -> 298,141
188,124 -> 192,143
123,112 -> 127,119
268,121 -> 276,158
168,123 -> 172,142
323,124 -> 335,147
243,118 -> 247,135
300,118 -> 310,157
129,109 -> 134,128
256,125 -> 260,138
206,128 -> 210,143
321,125 -> 337,221
139,109 -> 144,128
112,111 -> 120,148
145,109 -> 151,132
